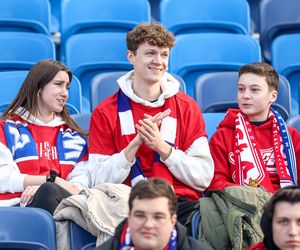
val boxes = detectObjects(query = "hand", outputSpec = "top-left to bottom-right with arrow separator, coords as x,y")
20,185 -> 40,206
136,115 -> 172,160
55,177 -> 80,195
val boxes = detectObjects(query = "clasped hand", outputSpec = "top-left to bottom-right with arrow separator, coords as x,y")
135,109 -> 172,160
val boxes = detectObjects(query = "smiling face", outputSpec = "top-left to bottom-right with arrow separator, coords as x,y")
127,42 -> 170,87
127,197 -> 177,250
237,73 -> 278,122
37,70 -> 70,122
272,202 -> 300,250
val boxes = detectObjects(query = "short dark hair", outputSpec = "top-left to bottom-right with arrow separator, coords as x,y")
128,178 -> 178,215
261,186 -> 300,249
126,23 -> 175,54
239,62 -> 279,91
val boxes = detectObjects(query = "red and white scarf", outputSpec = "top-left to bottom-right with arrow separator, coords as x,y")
234,110 -> 296,193
117,90 -> 177,186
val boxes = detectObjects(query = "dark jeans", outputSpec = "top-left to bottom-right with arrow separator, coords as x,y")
177,197 -> 199,225
27,182 -> 71,215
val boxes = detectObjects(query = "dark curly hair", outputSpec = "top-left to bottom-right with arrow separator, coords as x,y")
126,22 -> 175,54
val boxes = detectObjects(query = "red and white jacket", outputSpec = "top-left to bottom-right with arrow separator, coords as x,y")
208,109 -> 300,192
89,71 -> 214,200
0,109 -> 89,206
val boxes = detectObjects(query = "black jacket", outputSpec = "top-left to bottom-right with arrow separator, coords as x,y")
94,219 -> 212,250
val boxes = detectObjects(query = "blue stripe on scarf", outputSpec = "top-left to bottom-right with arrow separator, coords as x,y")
130,157 -> 147,186
272,108 -> 297,184
118,90 -> 131,112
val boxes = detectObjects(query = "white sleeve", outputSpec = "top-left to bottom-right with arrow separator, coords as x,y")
66,160 -> 92,190
162,136 -> 214,192
0,142 -> 26,193
88,150 -> 134,187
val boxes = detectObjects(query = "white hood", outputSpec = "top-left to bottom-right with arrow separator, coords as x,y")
117,70 -> 180,108
15,107 -> 66,127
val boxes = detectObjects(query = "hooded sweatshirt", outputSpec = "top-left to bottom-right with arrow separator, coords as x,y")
88,71 -> 214,200
0,109 -> 89,206
208,109 -> 300,192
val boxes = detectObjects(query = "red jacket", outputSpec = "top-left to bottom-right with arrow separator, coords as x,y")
208,109 -> 300,192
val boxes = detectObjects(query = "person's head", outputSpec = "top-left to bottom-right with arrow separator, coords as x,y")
238,62 -> 278,122
261,186 -> 300,250
126,23 -> 175,86
1,60 -> 85,135
127,178 -> 178,250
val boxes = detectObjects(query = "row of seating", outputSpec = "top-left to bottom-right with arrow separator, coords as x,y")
0,69 -> 295,120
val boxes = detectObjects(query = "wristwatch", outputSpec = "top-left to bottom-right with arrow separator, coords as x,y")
46,170 -> 58,183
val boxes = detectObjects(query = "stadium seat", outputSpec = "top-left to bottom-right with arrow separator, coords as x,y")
0,32 -> 55,71
0,71 -> 82,115
160,0 -> 250,36
90,71 -> 187,111
0,207 -> 56,250
169,33 -> 261,97
65,32 -> 132,112
202,112 -> 226,140
71,113 -> 92,133
272,34 -> 300,115
0,0 -> 50,35
195,72 -> 291,121
60,0 -> 150,58
246,0 -> 261,34
260,0 -> 300,62
286,116 -> 300,132
69,221 -> 96,250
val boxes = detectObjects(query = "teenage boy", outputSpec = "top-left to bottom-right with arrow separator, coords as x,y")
88,23 -> 214,224
208,62 -> 300,193
94,178 -> 211,250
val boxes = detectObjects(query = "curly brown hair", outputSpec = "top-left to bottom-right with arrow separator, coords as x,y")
126,22 -> 175,54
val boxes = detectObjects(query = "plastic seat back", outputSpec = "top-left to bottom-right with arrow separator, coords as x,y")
69,221 -> 96,250
272,34 -> 300,115
0,0 -> 50,34
90,71 -> 186,111
61,0 -> 150,50
195,72 -> 291,120
260,0 -> 300,61
286,116 -> 300,132
160,0 -> 250,35
202,112 -> 226,140
0,207 -> 56,250
169,33 -> 261,97
0,32 -> 55,71
71,113 -> 92,133
65,32 -> 132,112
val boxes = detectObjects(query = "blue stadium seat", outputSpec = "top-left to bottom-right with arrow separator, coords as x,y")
160,0 -> 250,35
0,32 -> 55,71
60,0 -> 150,58
0,0 -> 50,35
202,112 -> 226,140
71,113 -> 92,133
169,33 -> 261,97
90,71 -> 187,111
0,207 -> 56,250
195,72 -> 291,121
69,221 -> 96,250
0,71 -> 82,115
260,0 -> 300,62
65,32 -> 132,112
286,116 -> 300,132
272,34 -> 300,115
246,0 -> 261,34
